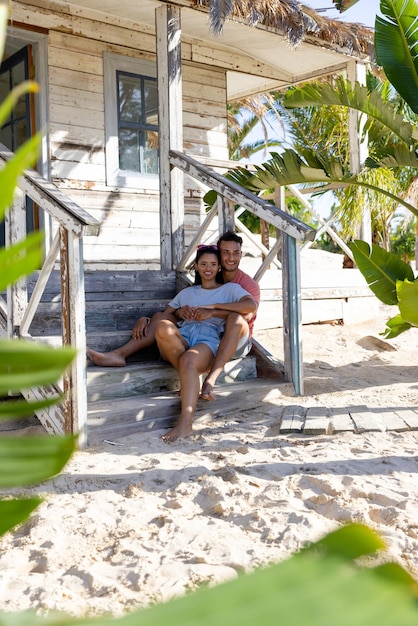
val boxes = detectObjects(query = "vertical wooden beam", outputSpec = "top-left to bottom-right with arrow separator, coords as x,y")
282,233 -> 303,395
156,4 -> 184,270
60,227 -> 88,448
218,197 -> 235,234
347,60 -> 371,245
5,189 -> 28,338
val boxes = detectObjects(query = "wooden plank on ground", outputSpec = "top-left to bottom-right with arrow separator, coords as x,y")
372,410 -> 410,432
393,409 -> 418,431
348,406 -> 383,433
303,406 -> 330,435
329,408 -> 355,433
280,405 -> 305,434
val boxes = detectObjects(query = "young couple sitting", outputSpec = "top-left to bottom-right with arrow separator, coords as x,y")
87,232 -> 260,443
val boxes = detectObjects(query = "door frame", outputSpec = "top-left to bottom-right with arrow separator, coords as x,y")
5,26 -> 51,242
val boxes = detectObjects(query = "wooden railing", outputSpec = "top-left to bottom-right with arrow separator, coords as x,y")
169,150 -> 316,395
0,143 -> 100,448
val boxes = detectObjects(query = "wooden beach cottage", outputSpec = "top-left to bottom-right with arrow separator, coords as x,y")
0,0 -> 374,446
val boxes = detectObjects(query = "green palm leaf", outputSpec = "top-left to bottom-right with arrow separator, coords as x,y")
226,150 -> 418,216
283,76 -> 417,146
349,239 -> 414,305
376,0 -> 418,114
366,142 -> 418,169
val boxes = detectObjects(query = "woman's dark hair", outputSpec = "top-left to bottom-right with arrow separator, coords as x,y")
193,245 -> 223,285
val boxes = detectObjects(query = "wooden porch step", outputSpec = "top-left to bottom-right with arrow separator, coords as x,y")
86,355 -> 258,401
86,385 -> 418,446
87,379 -> 274,445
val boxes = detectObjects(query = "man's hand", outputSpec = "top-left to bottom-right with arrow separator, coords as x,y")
132,316 -> 150,340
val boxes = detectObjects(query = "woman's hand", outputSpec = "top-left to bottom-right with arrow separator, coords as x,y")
193,307 -> 214,321
176,305 -> 195,321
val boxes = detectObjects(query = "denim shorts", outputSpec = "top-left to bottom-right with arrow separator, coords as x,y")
179,322 -> 221,356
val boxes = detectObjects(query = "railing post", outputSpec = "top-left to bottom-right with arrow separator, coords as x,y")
218,197 -> 235,234
60,226 -> 88,448
5,189 -> 28,339
282,233 -> 304,395
156,4 -> 184,269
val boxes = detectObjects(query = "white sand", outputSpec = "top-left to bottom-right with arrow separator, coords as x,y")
1,301 -> 418,617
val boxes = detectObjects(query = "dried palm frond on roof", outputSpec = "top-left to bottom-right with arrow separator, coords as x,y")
194,0 -> 374,57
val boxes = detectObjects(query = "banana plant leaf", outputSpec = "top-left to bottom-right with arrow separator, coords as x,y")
376,0 -> 418,114
0,133 -> 41,221
11,524 -> 418,626
0,340 -> 77,395
349,240 -> 415,305
0,395 -> 66,420
0,434 -> 76,488
397,278 -> 418,326
0,498 -> 42,537
382,313 -> 412,338
0,231 -> 43,291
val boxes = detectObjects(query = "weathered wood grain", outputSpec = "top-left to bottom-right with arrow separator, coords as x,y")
303,406 -> 330,435
280,405 -> 305,434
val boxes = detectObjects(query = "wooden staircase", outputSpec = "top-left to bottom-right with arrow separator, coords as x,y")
22,267 -> 285,444
86,354 -> 263,445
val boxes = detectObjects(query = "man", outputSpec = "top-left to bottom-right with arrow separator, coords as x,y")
87,231 -> 260,399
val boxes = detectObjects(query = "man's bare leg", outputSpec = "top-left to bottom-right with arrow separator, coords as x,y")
87,311 -> 176,367
201,313 -> 248,400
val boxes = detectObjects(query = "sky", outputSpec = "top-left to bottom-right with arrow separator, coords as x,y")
302,0 -> 381,28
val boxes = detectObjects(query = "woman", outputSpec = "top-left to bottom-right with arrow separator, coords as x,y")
155,245 -> 257,443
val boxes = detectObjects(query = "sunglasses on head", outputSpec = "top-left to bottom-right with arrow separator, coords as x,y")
197,244 -> 218,251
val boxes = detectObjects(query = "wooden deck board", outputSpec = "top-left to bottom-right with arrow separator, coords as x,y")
329,409 -> 356,433
348,405 -> 383,433
392,409 -> 418,431
280,405 -> 305,434
372,410 -> 411,432
303,406 -> 330,435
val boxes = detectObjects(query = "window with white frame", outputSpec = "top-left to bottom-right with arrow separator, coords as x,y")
104,52 -> 159,189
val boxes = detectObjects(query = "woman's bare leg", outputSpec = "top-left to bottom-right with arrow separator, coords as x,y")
156,321 -> 213,443
87,311 -> 176,367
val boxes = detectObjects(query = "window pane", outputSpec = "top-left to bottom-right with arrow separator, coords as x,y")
0,124 -> 12,149
119,128 -> 140,172
118,73 -> 142,124
117,70 -> 158,176
144,79 -> 158,126
144,130 -> 159,175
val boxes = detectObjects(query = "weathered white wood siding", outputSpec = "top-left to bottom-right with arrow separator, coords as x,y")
12,0 -> 229,267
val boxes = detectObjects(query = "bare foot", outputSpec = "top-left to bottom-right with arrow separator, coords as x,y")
86,349 -> 126,367
200,379 -> 216,401
161,422 -> 193,443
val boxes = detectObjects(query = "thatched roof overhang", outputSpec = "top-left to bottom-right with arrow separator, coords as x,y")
43,0 -> 375,99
